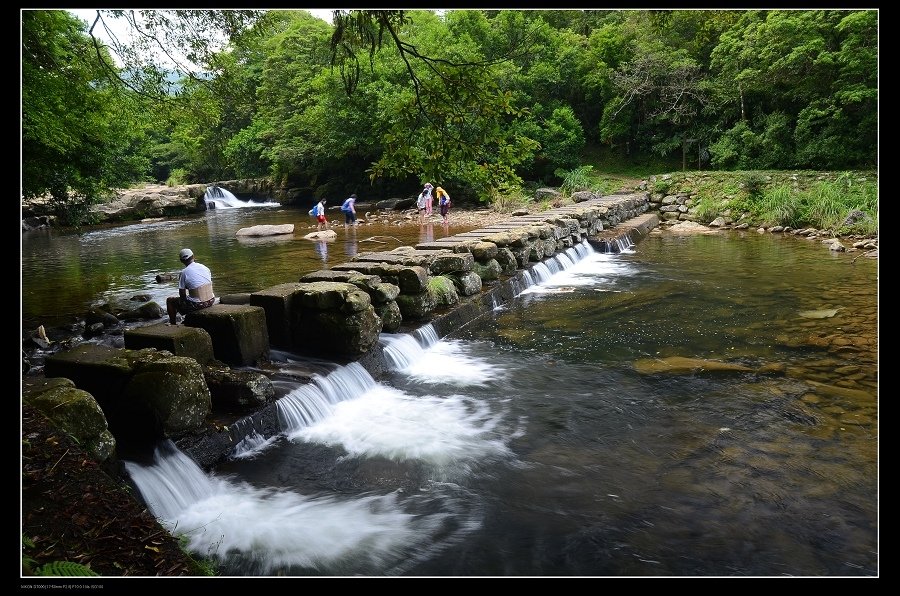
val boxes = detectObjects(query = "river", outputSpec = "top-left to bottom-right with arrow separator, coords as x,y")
22,201 -> 878,576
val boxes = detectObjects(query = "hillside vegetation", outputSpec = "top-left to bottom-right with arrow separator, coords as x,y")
23,9 -> 877,227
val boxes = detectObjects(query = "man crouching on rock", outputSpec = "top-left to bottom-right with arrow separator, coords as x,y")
166,248 -> 215,324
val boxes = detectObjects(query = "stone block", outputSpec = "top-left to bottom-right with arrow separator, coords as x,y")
44,344 -> 132,407
184,304 -> 269,366
124,323 -> 215,364
250,283 -> 305,349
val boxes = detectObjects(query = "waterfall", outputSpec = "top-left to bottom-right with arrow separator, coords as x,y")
520,269 -> 534,290
379,333 -> 426,371
530,262 -> 555,284
517,240 -> 600,296
554,251 -> 575,270
275,362 -> 376,432
598,233 -> 635,254
616,233 -> 636,253
123,437 -> 443,575
414,323 -> 440,348
123,440 -> 215,521
572,242 -> 593,260
203,186 -> 280,210
380,324 -> 445,371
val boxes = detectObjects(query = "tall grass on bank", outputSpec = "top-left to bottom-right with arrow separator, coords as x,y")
755,175 -> 878,235
684,171 -> 876,236
558,165 -> 594,194
756,185 -> 802,228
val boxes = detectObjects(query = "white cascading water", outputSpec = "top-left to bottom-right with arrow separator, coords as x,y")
125,440 -> 436,574
123,440 -> 216,522
275,352 -> 508,464
203,186 -> 280,209
521,239 -> 636,296
380,325 -> 502,388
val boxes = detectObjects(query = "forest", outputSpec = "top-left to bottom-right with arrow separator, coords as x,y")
22,9 -> 877,224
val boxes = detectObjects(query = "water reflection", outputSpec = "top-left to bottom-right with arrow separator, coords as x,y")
419,223 -> 434,244
313,239 -> 330,266
344,227 -> 358,259
21,209 -> 445,329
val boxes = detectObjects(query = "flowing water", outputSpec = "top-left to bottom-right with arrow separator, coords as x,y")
22,201 -> 878,577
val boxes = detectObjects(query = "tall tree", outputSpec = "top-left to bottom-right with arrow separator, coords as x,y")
22,10 -> 150,224
708,9 -> 877,169
328,9 -> 539,199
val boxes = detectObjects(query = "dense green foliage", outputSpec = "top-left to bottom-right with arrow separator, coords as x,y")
22,10 -> 151,224
22,9 -> 877,210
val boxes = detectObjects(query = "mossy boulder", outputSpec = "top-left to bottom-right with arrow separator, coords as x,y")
23,377 -> 116,462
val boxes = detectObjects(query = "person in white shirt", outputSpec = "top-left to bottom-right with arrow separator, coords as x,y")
315,198 -> 330,231
166,248 -> 215,324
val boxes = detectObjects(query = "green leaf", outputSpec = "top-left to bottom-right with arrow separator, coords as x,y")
37,561 -> 99,577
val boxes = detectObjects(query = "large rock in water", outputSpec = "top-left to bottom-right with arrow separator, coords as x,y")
235,224 -> 294,237
183,304 -> 270,366
124,322 -> 215,364
89,184 -> 204,223
203,363 -> 275,410
289,281 -> 383,356
304,230 -> 337,240
122,356 -> 212,438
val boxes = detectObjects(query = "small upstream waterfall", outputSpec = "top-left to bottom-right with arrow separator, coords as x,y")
203,186 -> 280,209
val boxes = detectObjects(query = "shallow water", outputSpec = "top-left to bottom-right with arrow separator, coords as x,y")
21,205 -> 456,330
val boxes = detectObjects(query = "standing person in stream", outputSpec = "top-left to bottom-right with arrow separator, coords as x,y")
416,185 -> 428,224
423,183 -> 434,217
314,198 -> 329,231
435,186 -> 451,224
341,194 -> 359,227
